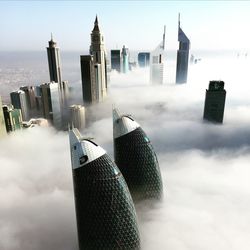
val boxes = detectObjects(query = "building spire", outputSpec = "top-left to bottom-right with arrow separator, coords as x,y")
178,13 -> 181,28
92,15 -> 100,32
51,32 -> 53,41
95,15 -> 98,25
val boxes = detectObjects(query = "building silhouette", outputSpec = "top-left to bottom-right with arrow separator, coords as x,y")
203,81 -> 226,123
150,26 -> 166,84
113,108 -> 163,201
69,105 -> 85,131
111,49 -> 121,72
69,128 -> 140,250
0,96 -> 7,137
176,14 -> 190,84
3,105 -> 22,133
81,16 -> 108,104
47,34 -> 62,84
121,45 -> 129,73
10,90 -> 29,121
40,82 -> 62,129
138,52 -> 150,67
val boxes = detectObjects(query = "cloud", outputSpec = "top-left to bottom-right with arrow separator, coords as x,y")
1,54 -> 250,249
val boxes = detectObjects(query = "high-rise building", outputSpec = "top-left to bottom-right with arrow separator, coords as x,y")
138,52 -> 150,67
113,108 -> 163,201
176,14 -> 190,84
0,96 -> 7,137
10,90 -> 29,121
69,128 -> 140,250
20,86 -> 37,118
203,81 -> 226,123
121,45 -> 129,73
40,82 -> 62,129
47,34 -> 62,84
150,26 -> 166,84
69,105 -> 85,131
34,86 -> 44,117
110,49 -> 121,72
3,105 -> 22,133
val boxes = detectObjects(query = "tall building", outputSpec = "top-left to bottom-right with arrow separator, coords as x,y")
203,81 -> 226,123
69,105 -> 85,131
150,26 -> 166,84
20,86 -> 37,118
10,90 -> 29,121
0,96 -> 7,137
138,52 -> 150,67
69,128 -> 140,250
3,105 -> 22,133
40,82 -> 62,129
113,108 -> 163,201
110,49 -> 121,72
47,34 -> 62,84
121,45 -> 129,73
176,14 -> 190,84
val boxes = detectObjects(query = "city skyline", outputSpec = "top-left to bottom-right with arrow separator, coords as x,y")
1,1 -> 250,51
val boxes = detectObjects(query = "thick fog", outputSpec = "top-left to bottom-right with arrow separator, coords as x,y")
1,53 -> 250,249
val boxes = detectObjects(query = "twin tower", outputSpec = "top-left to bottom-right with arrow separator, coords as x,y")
69,108 -> 163,249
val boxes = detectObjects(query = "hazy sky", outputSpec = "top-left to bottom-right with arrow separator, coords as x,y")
1,1 -> 250,51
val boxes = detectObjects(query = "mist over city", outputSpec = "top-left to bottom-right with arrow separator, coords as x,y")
1,1 -> 250,250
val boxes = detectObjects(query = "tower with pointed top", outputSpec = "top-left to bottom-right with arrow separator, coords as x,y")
47,34 -> 62,84
176,14 -> 190,84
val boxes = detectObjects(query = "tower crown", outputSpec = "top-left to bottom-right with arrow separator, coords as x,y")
92,15 -> 100,32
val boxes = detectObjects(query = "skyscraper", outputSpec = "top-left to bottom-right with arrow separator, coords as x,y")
121,45 -> 129,73
47,34 -> 62,84
69,105 -> 85,131
138,52 -> 150,67
3,105 -> 22,133
40,82 -> 62,129
20,86 -> 37,118
176,14 -> 190,84
10,90 -> 29,121
69,128 -> 140,250
113,108 -> 163,201
203,81 -> 226,123
150,26 -> 166,84
0,96 -> 7,137
110,49 -> 121,72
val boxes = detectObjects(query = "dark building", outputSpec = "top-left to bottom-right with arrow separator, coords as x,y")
69,128 -> 140,250
20,86 -> 37,118
203,81 -> 226,123
111,49 -> 121,72
47,34 -> 62,84
138,52 -> 150,67
176,14 -> 190,84
113,108 -> 163,201
3,105 -> 22,132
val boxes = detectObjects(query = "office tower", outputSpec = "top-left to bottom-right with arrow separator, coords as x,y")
20,86 -> 36,118
138,52 -> 150,67
10,90 -> 29,121
203,81 -> 226,123
0,96 -> 7,137
47,34 -> 62,84
113,108 -> 163,201
150,26 -> 166,84
3,105 -> 22,133
59,80 -> 69,107
40,82 -> 62,129
121,45 -> 129,73
69,128 -> 140,250
110,49 -> 121,72
89,16 -> 107,99
176,14 -> 190,84
34,86 -> 44,117
69,105 -> 85,131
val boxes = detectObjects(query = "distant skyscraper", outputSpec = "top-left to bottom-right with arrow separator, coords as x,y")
113,108 -> 163,201
176,14 -> 190,84
150,26 -> 166,84
10,90 -> 29,121
0,96 -> 7,137
138,52 -> 150,67
69,128 -> 140,250
20,86 -> 36,118
69,105 -> 85,131
203,81 -> 226,123
121,45 -> 129,73
40,82 -> 62,129
110,49 -> 121,72
47,34 -> 62,84
3,105 -> 22,133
